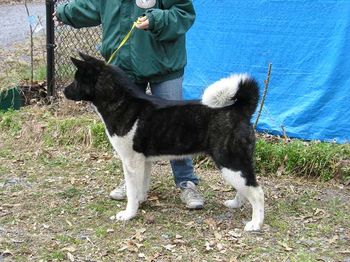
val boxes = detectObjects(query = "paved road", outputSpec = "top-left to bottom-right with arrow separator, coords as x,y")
0,3 -> 46,48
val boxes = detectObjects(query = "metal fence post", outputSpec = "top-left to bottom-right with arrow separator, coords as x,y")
46,0 -> 55,97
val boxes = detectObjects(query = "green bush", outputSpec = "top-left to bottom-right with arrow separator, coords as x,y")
43,117 -> 109,148
255,139 -> 350,180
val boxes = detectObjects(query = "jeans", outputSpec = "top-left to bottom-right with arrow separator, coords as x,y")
136,77 -> 199,187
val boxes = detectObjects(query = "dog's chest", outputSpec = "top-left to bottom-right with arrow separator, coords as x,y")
94,106 -> 139,159
105,121 -> 138,159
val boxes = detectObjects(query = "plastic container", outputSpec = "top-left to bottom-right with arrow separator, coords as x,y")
0,87 -> 23,111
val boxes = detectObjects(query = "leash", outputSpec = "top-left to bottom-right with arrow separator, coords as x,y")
106,17 -> 143,64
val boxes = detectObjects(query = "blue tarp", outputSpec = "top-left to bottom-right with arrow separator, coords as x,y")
184,0 -> 350,143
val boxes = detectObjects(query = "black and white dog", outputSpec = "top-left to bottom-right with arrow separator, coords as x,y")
64,53 -> 264,231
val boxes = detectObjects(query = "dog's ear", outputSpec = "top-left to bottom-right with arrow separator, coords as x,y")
71,57 -> 86,70
78,52 -> 106,70
79,52 -> 95,62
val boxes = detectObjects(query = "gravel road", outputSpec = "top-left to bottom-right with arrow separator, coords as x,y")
0,3 -> 46,48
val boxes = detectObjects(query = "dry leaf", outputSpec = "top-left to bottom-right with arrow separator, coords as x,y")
1,249 -> 13,257
313,208 -> 326,216
162,244 -> 176,251
216,243 -> 224,251
227,230 -> 242,238
278,241 -> 293,251
67,252 -> 74,262
204,218 -> 217,229
173,239 -> 185,244
65,219 -> 73,226
214,231 -> 222,240
185,221 -> 195,227
328,235 -> 339,244
133,228 -> 146,242
118,246 -> 128,252
205,241 -> 214,251
107,228 -> 114,233
62,246 -> 77,253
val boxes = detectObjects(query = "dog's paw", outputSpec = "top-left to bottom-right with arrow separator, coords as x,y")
115,210 -> 136,221
224,199 -> 242,209
244,221 -> 261,232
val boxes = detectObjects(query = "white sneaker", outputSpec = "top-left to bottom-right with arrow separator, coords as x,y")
180,181 -> 204,209
109,180 -> 126,200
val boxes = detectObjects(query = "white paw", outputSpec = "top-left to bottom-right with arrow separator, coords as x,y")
224,199 -> 241,209
115,210 -> 136,221
244,221 -> 261,231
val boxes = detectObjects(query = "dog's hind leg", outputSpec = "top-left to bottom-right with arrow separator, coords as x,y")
116,156 -> 145,221
224,191 -> 246,209
221,168 -> 264,231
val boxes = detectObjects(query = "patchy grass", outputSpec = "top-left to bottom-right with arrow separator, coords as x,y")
255,138 -> 350,181
0,105 -> 350,261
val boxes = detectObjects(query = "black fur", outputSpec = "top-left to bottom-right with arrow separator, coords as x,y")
64,53 -> 265,230
64,53 -> 260,186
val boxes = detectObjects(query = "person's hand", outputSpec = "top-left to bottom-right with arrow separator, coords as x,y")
52,11 -> 64,26
135,16 -> 149,30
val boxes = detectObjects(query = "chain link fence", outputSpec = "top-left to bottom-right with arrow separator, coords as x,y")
53,0 -> 102,90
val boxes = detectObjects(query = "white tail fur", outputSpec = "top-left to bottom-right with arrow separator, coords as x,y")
202,74 -> 250,108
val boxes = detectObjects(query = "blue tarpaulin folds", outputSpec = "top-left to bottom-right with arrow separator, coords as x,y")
184,0 -> 350,143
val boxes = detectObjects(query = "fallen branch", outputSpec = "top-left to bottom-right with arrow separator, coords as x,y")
254,63 -> 272,130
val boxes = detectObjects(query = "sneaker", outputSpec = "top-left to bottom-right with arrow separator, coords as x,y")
109,180 -> 126,200
179,181 -> 204,209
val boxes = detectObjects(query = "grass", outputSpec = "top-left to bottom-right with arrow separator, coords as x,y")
0,105 -> 350,261
255,138 -> 350,180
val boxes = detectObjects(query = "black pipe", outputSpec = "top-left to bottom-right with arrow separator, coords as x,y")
46,0 -> 55,97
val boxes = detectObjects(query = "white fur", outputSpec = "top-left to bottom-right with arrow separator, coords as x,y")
95,106 -> 149,220
202,74 -> 249,108
221,168 -> 264,231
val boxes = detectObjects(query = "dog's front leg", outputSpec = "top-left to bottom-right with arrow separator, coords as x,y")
139,162 -> 152,203
115,160 -> 144,221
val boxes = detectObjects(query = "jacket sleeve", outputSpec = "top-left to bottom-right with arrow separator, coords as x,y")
145,0 -> 195,42
56,0 -> 101,28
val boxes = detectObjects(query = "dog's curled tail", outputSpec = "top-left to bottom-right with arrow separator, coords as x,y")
201,74 -> 259,117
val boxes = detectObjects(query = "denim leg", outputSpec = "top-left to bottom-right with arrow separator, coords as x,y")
150,77 -> 199,187
170,158 -> 199,186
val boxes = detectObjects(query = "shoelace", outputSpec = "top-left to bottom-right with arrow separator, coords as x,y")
183,187 -> 201,200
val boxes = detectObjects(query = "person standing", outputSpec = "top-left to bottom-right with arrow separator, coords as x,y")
54,0 -> 204,209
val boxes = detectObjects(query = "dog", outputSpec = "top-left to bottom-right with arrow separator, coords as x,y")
64,53 -> 264,231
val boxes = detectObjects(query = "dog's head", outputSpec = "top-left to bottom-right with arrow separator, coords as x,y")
64,52 -> 106,102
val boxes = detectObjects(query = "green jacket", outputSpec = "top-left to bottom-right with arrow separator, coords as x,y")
56,0 -> 195,83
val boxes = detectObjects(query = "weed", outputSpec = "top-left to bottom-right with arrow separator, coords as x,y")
0,110 -> 22,135
58,187 -> 82,199
45,250 -> 65,261
95,227 -> 108,238
56,234 -> 79,245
